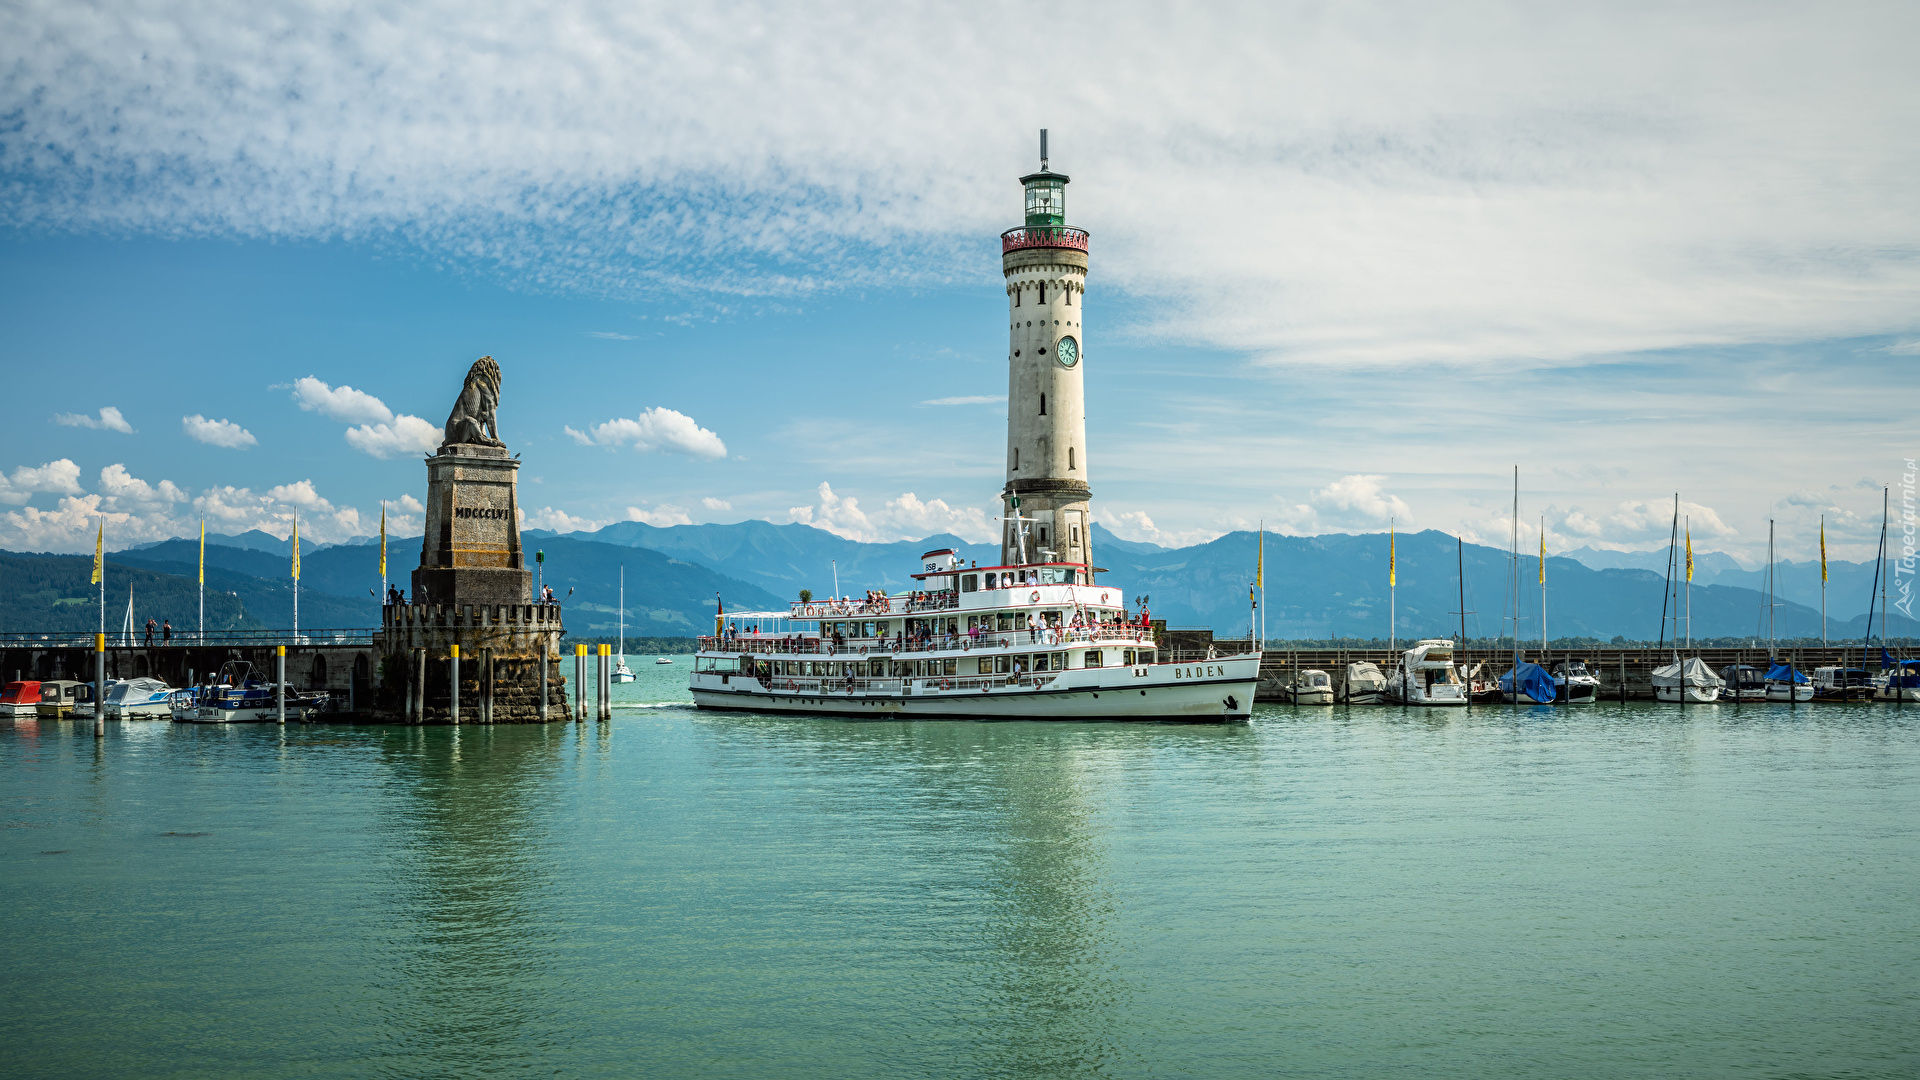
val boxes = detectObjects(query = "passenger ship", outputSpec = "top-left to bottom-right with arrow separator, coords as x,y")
690,138 -> 1259,722
690,550 -> 1259,721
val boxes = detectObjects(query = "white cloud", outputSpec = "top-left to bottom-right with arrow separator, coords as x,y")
344,415 -> 441,458
921,396 -> 1001,406
1099,509 -> 1224,549
292,376 -> 394,425
581,408 -> 727,459
0,475 -> 371,551
586,331 -> 635,340
52,406 -> 133,433
399,494 -> 425,514
701,497 -> 732,511
626,503 -> 692,527
779,482 -> 993,544
0,459 -> 85,505
522,506 -> 610,533
98,463 -> 185,505
4,3 -> 1917,367
182,415 -> 257,448
293,377 -> 440,457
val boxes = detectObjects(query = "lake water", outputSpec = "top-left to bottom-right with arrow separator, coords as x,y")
4,663 -> 1917,1078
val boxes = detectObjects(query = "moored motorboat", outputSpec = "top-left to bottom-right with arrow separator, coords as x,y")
654,657 -> 673,665
1341,661 -> 1388,704
104,677 -> 177,719
0,680 -> 45,718
1719,664 -> 1768,702
171,661 -> 327,722
1286,669 -> 1335,705
1386,640 -> 1468,706
1875,656 -> 1920,702
1811,666 -> 1875,702
1550,659 -> 1601,703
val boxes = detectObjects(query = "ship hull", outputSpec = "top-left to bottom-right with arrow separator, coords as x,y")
693,656 -> 1259,722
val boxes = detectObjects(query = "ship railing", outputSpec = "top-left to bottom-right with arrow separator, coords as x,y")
750,673 -> 1061,694
702,627 -> 1156,656
785,592 -> 960,620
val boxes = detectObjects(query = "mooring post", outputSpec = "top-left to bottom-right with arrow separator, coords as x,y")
575,644 -> 588,722
538,644 -> 549,722
597,643 -> 611,721
480,648 -> 493,724
93,633 -> 106,738
450,644 -> 461,724
276,645 -> 287,723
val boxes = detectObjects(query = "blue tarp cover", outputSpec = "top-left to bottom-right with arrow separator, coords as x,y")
1764,663 -> 1810,684
1499,662 -> 1558,703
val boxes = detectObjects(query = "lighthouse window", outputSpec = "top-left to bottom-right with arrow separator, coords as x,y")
1071,524 -> 1080,543
1015,289 -> 1021,307
1013,447 -> 1020,470
1038,283 -> 1047,304
1039,393 -> 1046,415
1068,447 -> 1076,469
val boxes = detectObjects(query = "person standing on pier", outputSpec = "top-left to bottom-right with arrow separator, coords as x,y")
162,619 -> 172,644
145,618 -> 156,647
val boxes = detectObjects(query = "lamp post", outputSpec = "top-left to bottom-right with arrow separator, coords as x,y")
536,549 -> 545,603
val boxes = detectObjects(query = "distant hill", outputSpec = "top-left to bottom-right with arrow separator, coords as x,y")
0,552 -> 257,634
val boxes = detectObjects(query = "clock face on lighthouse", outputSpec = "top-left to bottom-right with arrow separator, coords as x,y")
1055,335 -> 1079,368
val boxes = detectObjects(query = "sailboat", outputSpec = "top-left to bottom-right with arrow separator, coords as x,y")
1652,494 -> 1723,703
1761,519 -> 1811,702
611,565 -> 636,683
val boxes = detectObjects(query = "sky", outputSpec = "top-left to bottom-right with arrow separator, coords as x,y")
0,0 -> 1915,568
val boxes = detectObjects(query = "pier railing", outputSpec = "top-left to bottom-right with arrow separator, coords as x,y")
0,628 -> 377,648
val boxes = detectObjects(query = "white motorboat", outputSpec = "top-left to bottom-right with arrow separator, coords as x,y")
1652,656 -> 1723,703
104,677 -> 177,719
1875,658 -> 1918,702
655,657 -> 674,665
1811,666 -> 1875,702
1719,664 -> 1768,702
1550,659 -> 1602,703
1386,640 -> 1468,706
1286,669 -> 1335,705
1341,661 -> 1389,704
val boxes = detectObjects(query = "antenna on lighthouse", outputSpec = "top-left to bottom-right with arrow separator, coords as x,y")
1040,129 -> 1048,170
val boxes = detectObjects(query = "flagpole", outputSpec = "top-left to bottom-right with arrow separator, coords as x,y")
380,502 -> 388,605
291,516 -> 300,639
1820,515 -> 1827,648
1539,514 -> 1547,652
1388,517 -> 1396,655
1685,517 -> 1692,651
198,516 -> 205,642
96,515 -> 105,640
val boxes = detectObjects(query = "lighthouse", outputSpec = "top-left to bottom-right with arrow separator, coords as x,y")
1001,130 -> 1093,577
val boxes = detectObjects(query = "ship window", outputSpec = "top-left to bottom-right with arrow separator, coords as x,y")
1086,650 -> 1103,668
1068,447 -> 1075,470
978,658 -> 992,675
961,574 -> 977,592
1033,653 -> 1050,672
1123,650 -> 1135,666
945,658 -> 958,675
995,655 -> 1010,674
1039,393 -> 1046,415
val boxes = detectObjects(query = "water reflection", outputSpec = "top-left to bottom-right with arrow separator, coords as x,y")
706,716 -> 1254,1076
367,724 -> 567,1076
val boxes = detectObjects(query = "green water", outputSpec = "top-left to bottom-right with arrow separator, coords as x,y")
4,663 -> 1917,1078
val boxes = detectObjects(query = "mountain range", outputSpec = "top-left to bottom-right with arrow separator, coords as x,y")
4,521 -> 1911,643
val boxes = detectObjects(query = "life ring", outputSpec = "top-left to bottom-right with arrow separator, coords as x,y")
941,679 -> 951,691
1100,591 -> 1110,604
786,680 -> 795,690
1029,590 -> 1040,603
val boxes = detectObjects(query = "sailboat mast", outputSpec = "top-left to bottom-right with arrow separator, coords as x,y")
1685,515 -> 1692,651
619,564 -> 625,660
1511,466 -> 1519,673
1881,488 -> 1890,648
1865,491 -> 1886,675
1820,514 -> 1827,648
1539,514 -> 1546,652
1768,519 -> 1776,653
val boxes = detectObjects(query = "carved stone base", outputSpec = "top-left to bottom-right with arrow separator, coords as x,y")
413,443 -> 531,606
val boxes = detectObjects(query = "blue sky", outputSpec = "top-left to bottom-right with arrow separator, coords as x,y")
1,0 -> 1914,567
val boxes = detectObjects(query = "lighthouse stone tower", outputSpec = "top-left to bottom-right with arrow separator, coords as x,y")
1002,131 -> 1093,578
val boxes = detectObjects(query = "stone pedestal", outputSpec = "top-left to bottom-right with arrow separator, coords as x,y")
412,444 -> 532,606
378,602 -> 567,723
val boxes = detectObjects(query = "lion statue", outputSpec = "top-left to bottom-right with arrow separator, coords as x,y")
441,356 -> 504,449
